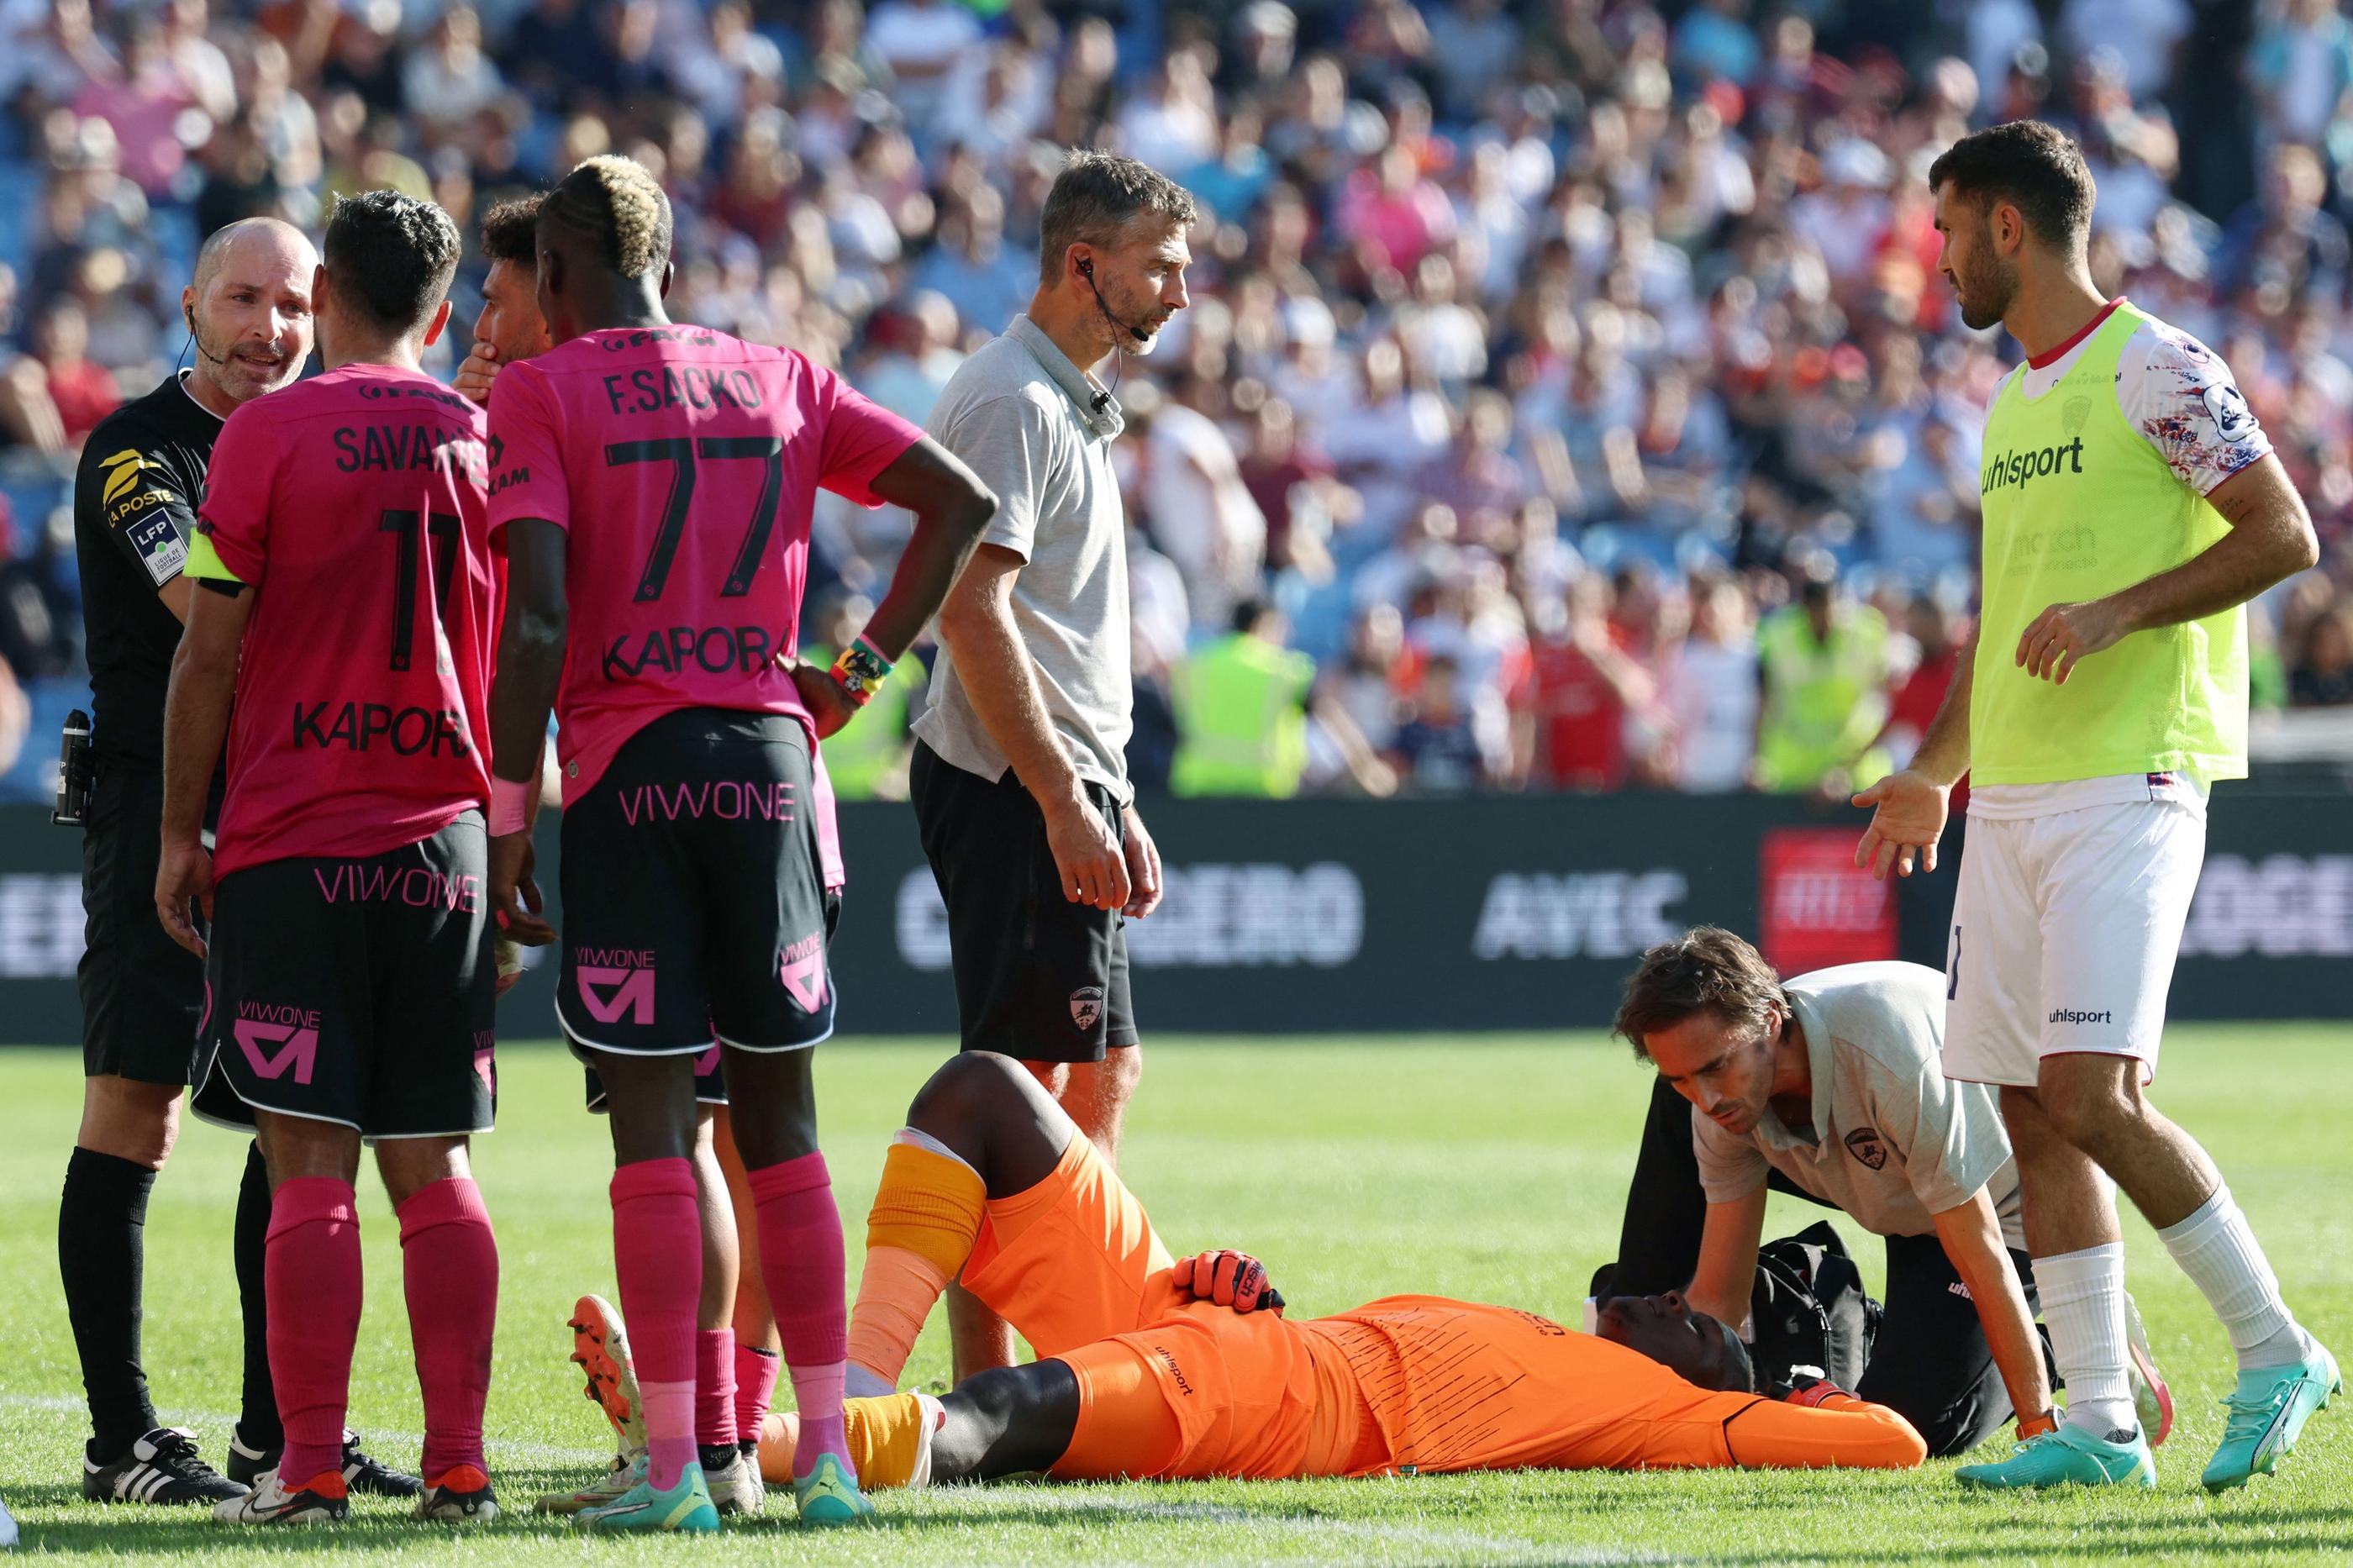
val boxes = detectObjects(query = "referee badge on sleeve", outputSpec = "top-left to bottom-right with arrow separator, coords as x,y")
125,509 -> 189,587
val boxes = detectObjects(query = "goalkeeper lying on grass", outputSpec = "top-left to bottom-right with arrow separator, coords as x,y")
570,1052 -> 1926,1492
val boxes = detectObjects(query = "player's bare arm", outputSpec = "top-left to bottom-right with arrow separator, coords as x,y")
1929,1187 -> 2056,1438
790,434 -> 994,739
484,515 -> 564,946
1852,624 -> 1975,879
934,545 -> 1129,911
2018,454 -> 2319,684
154,578 -> 253,956
1686,1187 -> 1767,1332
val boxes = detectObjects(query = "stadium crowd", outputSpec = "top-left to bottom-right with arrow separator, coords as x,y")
0,0 -> 2349,800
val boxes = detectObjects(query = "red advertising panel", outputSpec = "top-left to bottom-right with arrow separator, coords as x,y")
1759,826 -> 1899,974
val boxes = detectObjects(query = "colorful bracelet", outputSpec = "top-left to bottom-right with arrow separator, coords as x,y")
829,634 -> 894,708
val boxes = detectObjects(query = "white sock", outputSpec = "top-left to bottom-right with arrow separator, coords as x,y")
892,1126 -> 980,1176
2039,1242 -> 2139,1439
906,1395 -> 944,1488
2156,1185 -> 2309,1371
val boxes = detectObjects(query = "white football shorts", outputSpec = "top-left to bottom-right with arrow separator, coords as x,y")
1942,798 -> 2207,1087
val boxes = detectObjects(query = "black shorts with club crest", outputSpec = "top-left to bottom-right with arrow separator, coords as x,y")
909,742 -> 1138,1065
192,812 -> 497,1141
558,708 -> 836,1066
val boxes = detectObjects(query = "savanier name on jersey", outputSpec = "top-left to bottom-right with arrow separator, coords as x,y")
330,422 -> 487,482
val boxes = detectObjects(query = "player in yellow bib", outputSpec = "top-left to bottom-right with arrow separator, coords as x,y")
1853,122 -> 2337,1492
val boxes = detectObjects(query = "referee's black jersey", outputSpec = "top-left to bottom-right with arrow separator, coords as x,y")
72,371 -> 223,769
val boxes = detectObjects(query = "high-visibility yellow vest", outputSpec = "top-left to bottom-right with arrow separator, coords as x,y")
1169,633 -> 1315,797
1755,603 -> 1891,792
1972,301 -> 2246,784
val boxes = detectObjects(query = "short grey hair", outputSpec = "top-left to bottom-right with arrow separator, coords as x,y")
1036,149 -> 1197,286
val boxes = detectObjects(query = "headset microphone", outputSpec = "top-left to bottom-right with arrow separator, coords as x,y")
183,305 -> 230,368
1077,258 -> 1153,345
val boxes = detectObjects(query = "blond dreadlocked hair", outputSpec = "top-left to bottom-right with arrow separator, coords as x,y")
545,155 -> 673,278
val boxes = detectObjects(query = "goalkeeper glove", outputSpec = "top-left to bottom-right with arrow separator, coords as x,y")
1172,1250 -> 1284,1314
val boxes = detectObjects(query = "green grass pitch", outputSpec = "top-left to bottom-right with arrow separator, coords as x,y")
0,1028 -> 2346,1564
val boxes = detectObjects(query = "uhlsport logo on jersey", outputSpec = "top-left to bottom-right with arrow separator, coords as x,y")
576,950 -> 656,1025
2049,1008 -> 2113,1025
1982,435 -> 2087,496
234,1002 -> 321,1084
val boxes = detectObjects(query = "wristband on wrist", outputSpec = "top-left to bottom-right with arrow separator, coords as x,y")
2017,1408 -> 2061,1439
489,776 -> 532,836
828,633 -> 894,708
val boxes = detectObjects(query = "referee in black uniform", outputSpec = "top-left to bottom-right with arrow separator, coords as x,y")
60,218 -> 411,1506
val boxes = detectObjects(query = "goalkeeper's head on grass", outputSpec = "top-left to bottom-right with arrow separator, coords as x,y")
477,154 -> 998,1532
158,187 -> 505,1527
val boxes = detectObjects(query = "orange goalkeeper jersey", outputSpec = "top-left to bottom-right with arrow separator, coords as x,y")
954,1133 -> 1924,1481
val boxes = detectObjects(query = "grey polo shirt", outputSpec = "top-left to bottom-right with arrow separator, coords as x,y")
1692,961 -> 2027,1251
912,314 -> 1134,802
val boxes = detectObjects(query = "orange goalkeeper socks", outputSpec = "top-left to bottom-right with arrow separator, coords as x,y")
847,1135 -> 985,1389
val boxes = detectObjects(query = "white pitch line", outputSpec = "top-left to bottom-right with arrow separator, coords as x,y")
0,1393 -> 613,1468
923,1493 -> 1691,1565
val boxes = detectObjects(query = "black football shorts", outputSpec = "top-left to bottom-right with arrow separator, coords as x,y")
908,742 -> 1138,1065
79,766 -> 206,1087
557,708 -> 837,1063
193,813 -> 496,1141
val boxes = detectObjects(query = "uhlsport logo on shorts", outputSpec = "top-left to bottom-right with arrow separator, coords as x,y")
234,1002 -> 321,1084
576,949 -> 656,1025
2049,1008 -> 2113,1025
1070,987 -> 1105,1030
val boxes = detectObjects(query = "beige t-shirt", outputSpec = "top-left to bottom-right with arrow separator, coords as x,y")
1692,960 -> 2026,1250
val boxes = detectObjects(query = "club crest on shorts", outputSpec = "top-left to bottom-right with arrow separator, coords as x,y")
1070,987 -> 1105,1030
1843,1127 -> 1888,1171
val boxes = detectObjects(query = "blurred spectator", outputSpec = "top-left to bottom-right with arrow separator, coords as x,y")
855,292 -> 965,427
33,301 -> 117,448
863,0 -> 981,130
1509,573 -> 1651,792
1391,651 -> 1490,793
1135,376 -> 1267,632
910,185 -> 1033,339
1171,598 -> 1315,797
1303,602 -> 1403,797
1661,576 -> 1759,793
1754,567 -> 1892,795
75,12 -> 199,199
1879,596 -> 1968,774
2248,0 -> 2353,155
2289,598 -> 2353,707
402,7 -> 503,134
